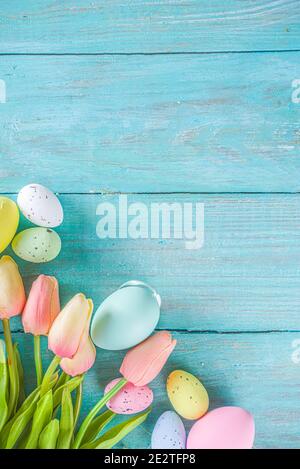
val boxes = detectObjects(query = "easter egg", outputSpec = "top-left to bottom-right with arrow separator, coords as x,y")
91,280 -> 161,350
167,370 -> 209,420
151,411 -> 186,449
0,197 -> 19,253
104,378 -> 153,415
17,183 -> 63,228
187,406 -> 255,449
12,227 -> 61,263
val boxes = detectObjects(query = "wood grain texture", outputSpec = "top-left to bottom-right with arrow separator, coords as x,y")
0,1 -> 299,53
1,53 -> 300,193
3,330 -> 300,448
1,193 -> 299,333
1,1 -> 299,449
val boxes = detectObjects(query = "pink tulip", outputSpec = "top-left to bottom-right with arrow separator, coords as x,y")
60,335 -> 96,377
22,275 -> 60,336
0,256 -> 26,320
60,312 -> 96,376
48,293 -> 93,359
120,331 -> 176,386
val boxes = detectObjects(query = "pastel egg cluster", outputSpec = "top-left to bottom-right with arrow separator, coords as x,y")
151,369 -> 255,449
0,183 -> 63,263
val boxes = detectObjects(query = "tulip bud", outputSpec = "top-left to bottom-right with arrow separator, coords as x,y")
0,256 -> 26,320
48,293 -> 93,359
22,275 -> 60,336
60,335 -> 96,377
120,331 -> 176,386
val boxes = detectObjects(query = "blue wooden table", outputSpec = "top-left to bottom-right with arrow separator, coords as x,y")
1,1 -> 300,448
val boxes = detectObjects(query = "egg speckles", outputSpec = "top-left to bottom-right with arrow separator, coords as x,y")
17,183 -> 63,228
151,411 -> 186,449
0,197 -> 19,253
12,227 -> 61,263
104,378 -> 153,415
167,370 -> 209,420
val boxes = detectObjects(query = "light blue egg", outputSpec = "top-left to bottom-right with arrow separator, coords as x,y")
91,280 -> 161,350
151,411 -> 186,449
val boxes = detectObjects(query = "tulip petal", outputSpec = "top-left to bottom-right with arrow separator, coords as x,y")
22,275 -> 60,336
60,336 -> 96,377
0,256 -> 25,320
48,294 -> 93,358
120,331 -> 176,386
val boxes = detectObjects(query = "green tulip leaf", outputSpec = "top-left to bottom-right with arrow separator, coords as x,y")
49,371 -> 59,389
39,419 -> 60,449
14,343 -> 25,407
54,371 -> 69,391
80,408 -> 151,449
0,387 -> 40,448
81,410 -> 116,445
0,340 -> 8,432
53,375 -> 83,408
5,394 -> 41,449
57,388 -> 74,449
25,390 -> 53,449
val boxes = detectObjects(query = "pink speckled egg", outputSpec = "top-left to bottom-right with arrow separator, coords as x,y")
104,378 -> 153,415
187,406 -> 255,449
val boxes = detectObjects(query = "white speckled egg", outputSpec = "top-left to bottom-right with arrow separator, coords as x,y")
12,227 -> 61,263
151,411 -> 186,449
167,370 -> 209,420
17,183 -> 63,228
104,378 -> 153,415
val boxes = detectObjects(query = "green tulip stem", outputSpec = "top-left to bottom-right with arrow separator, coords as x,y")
40,355 -> 61,396
2,318 -> 19,417
73,377 -> 127,449
33,335 -> 43,386
73,376 -> 84,429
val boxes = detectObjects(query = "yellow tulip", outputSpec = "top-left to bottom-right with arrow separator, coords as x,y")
0,256 -> 26,320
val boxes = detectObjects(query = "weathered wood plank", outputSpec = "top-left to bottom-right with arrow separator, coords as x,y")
3,330 -> 300,448
1,193 -> 300,332
0,1 -> 299,53
0,53 -> 300,193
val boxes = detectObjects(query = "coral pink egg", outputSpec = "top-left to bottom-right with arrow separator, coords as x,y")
187,407 -> 255,449
104,378 -> 153,415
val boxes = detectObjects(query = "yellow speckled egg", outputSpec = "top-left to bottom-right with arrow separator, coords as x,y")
0,197 -> 19,253
167,370 -> 209,420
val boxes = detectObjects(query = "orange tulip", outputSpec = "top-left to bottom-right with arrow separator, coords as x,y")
120,331 -> 176,386
22,275 -> 60,336
48,293 -> 93,359
0,256 -> 26,320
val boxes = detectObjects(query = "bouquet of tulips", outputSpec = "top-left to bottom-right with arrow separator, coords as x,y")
0,255 -> 176,449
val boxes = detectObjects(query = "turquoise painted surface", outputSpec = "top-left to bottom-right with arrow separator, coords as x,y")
0,1 -> 299,53
1,193 -> 300,332
0,1 -> 300,449
0,53 -> 300,192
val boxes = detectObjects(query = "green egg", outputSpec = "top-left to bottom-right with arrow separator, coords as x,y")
12,227 -> 61,263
